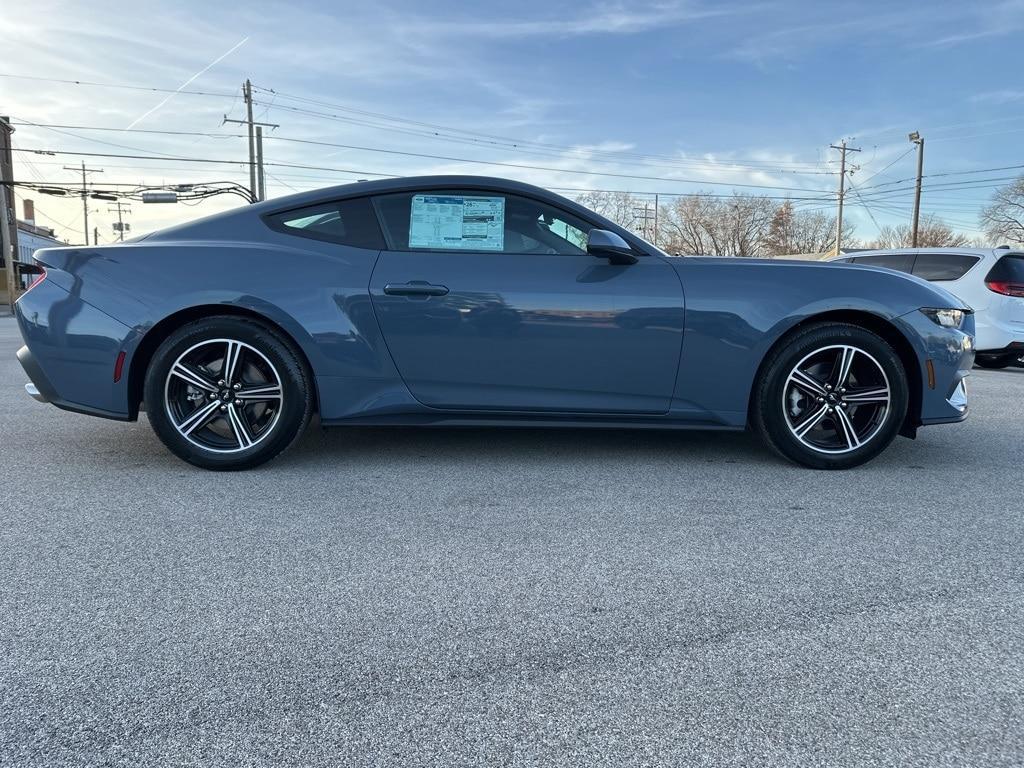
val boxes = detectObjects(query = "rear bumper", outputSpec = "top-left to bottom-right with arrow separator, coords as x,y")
975,341 -> 1024,358
17,343 -> 131,420
15,278 -> 135,421
974,314 -> 1024,353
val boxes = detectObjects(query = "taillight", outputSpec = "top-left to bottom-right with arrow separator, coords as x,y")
986,280 -> 1024,298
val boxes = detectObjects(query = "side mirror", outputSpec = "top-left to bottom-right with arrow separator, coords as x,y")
586,229 -> 638,265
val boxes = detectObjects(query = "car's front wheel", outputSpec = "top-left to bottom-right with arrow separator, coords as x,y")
143,316 -> 313,470
752,323 -> 909,469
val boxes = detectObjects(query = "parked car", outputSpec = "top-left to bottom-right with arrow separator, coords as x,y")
832,248 -> 1024,369
15,176 -> 974,471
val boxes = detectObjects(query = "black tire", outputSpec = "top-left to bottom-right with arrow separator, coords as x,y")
143,316 -> 313,470
752,323 -> 909,470
975,354 -> 1015,370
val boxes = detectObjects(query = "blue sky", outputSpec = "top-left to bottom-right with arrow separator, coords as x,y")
3,0 -> 1024,244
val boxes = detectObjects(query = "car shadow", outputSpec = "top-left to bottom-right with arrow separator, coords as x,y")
277,421 -> 776,470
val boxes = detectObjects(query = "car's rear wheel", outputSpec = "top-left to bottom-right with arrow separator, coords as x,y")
753,323 -> 909,469
975,354 -> 1015,370
143,316 -> 313,470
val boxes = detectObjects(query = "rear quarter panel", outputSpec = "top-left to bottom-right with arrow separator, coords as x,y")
30,226 -> 400,418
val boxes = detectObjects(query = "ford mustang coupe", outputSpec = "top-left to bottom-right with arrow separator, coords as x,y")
15,176 -> 974,470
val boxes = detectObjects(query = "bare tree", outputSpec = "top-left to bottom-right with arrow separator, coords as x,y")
871,215 -> 971,248
981,176 -> 1024,245
658,195 -> 725,255
657,193 -> 777,256
763,201 -> 856,256
574,191 -> 641,230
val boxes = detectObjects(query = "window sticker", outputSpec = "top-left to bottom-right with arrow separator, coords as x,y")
409,194 -> 505,251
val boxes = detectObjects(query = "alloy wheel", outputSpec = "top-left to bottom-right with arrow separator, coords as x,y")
782,344 -> 891,455
163,338 -> 284,453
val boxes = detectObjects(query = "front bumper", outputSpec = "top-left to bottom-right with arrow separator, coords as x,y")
896,309 -> 975,427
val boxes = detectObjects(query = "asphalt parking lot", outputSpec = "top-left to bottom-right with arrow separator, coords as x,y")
0,315 -> 1021,768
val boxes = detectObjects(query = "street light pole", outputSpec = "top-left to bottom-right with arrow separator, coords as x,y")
909,131 -> 925,247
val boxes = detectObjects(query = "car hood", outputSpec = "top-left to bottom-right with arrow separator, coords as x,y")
665,255 -> 971,313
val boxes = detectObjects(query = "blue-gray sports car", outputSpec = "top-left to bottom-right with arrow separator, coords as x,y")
15,175 -> 975,470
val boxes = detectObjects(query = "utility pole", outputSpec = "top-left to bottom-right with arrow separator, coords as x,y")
653,193 -> 660,246
93,227 -> 99,245
0,184 -> 15,313
223,80 -> 278,202
107,200 -> 131,241
256,126 -> 266,202
909,131 -> 924,247
633,201 -> 655,242
1,116 -> 20,311
63,161 -> 103,245
830,140 -> 861,256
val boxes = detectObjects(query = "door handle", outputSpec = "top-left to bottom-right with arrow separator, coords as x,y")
383,281 -> 450,297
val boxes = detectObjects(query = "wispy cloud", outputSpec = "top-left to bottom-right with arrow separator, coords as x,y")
413,1 -> 762,39
970,90 -> 1024,105
125,37 -> 249,129
922,0 -> 1024,48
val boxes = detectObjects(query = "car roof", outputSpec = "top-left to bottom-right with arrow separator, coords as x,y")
251,175 -> 572,213
836,247 -> 1022,259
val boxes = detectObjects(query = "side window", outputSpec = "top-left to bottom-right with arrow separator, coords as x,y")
852,254 -> 914,273
265,197 -> 385,249
374,190 -> 592,255
912,253 -> 979,281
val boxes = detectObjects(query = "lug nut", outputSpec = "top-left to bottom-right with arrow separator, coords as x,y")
233,382 -> 241,390
219,404 -> 228,412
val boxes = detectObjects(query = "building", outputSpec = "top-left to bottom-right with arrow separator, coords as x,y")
16,199 -> 64,269
1,199 -> 64,305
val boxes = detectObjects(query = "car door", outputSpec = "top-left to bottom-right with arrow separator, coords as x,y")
367,188 -> 685,414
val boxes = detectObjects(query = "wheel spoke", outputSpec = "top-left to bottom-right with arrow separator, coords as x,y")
793,403 -> 829,438
165,337 -> 284,454
235,383 -> 282,402
843,386 -> 889,404
832,346 -> 857,389
834,406 -> 862,450
170,362 -> 218,392
788,368 -> 827,397
176,399 -> 222,436
223,340 -> 244,383
226,403 -> 254,449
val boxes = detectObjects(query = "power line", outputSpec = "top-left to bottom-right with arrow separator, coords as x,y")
8,147 -> 398,178
13,120 -> 838,188
854,147 -> 915,188
8,145 -> 834,193
251,100 -> 835,176
250,85 -> 830,172
17,121 -> 1024,204
846,178 -> 883,234
0,72 -> 236,98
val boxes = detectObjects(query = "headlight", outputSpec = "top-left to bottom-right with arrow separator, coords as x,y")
920,308 -> 965,329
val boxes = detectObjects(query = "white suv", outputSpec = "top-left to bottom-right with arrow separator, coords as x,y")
834,248 -> 1024,368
